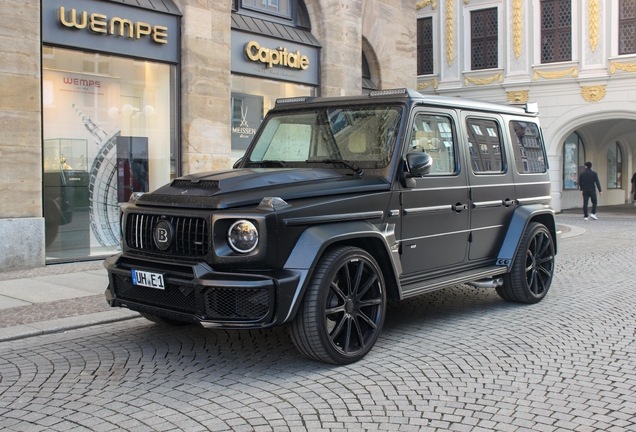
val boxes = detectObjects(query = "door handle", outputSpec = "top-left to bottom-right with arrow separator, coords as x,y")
452,203 -> 468,212
503,199 -> 515,207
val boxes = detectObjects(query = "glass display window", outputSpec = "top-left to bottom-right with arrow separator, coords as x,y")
42,46 -> 177,261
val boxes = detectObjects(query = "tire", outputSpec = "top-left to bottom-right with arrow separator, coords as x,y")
289,246 -> 387,365
139,312 -> 190,326
497,222 -> 555,304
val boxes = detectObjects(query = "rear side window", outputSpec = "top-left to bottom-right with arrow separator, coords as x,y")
509,120 -> 547,173
466,118 -> 504,173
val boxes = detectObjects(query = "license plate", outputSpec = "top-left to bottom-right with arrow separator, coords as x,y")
131,269 -> 165,290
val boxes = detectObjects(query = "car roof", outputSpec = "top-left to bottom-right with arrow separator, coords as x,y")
274,88 -> 539,117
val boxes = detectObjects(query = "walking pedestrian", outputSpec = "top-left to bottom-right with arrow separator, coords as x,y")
631,172 -> 636,203
579,161 -> 602,220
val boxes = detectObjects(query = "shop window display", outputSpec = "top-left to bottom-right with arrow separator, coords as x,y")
42,46 -> 177,261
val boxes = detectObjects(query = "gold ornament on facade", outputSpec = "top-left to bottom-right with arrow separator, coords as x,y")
464,0 -> 470,4
446,0 -> 454,66
610,62 -> 636,74
533,67 -> 578,80
513,0 -> 522,59
417,79 -> 439,90
416,0 -> 437,10
507,91 -> 529,103
581,85 -> 606,102
589,0 -> 599,52
464,73 -> 503,86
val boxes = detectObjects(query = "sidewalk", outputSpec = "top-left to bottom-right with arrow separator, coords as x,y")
0,260 -> 139,341
0,204 -> 632,343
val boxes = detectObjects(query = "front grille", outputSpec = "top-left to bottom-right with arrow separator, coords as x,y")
204,288 -> 270,320
113,274 -> 197,313
126,213 -> 208,257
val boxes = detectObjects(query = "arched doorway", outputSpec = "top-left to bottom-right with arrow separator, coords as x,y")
549,115 -> 636,210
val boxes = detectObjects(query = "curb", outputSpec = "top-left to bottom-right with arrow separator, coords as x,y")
0,309 -> 140,342
558,223 -> 586,239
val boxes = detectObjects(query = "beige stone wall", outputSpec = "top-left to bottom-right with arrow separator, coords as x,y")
306,0 -> 416,97
175,0 -> 232,175
0,0 -> 42,218
362,0 -> 417,90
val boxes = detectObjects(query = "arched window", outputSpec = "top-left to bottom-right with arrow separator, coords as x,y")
361,51 -> 377,93
608,142 -> 623,189
563,132 -> 585,189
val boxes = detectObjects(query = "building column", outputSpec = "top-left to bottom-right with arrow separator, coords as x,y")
0,0 -> 45,270
177,0 -> 232,175
305,0 -> 363,96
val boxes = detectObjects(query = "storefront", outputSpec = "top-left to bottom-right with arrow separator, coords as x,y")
230,13 -> 320,161
41,0 -> 180,262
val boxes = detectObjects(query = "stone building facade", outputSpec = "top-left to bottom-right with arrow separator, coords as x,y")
0,0 -> 415,270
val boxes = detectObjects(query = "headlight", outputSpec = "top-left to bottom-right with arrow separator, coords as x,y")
227,220 -> 259,253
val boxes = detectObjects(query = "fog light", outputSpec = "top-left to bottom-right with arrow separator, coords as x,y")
227,220 -> 259,253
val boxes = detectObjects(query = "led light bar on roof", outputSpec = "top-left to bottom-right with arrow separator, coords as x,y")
369,88 -> 408,97
276,97 -> 308,104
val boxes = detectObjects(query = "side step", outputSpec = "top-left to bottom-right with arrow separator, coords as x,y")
399,265 -> 508,299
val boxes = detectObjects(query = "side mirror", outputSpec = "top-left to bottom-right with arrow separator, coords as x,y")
232,157 -> 244,169
402,152 -> 432,188
406,152 -> 432,176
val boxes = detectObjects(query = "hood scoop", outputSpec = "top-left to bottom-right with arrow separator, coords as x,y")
171,179 -> 220,189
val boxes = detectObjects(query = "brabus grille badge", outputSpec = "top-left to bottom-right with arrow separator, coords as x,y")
126,213 -> 208,257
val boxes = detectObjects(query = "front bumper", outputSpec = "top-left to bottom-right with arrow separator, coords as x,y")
104,254 -> 301,328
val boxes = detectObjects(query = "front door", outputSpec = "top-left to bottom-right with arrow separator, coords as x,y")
400,111 -> 470,275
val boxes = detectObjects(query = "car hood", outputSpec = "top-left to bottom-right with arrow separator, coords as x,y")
135,168 -> 390,209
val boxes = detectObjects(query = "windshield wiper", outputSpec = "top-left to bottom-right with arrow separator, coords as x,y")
310,159 -> 363,177
247,160 -> 288,168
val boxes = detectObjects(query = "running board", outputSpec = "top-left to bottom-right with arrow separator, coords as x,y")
399,265 -> 508,299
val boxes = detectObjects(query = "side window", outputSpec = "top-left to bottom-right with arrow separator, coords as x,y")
466,118 -> 504,173
410,114 -> 456,175
509,120 -> 547,174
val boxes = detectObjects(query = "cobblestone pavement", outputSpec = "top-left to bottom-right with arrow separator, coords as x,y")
0,210 -> 635,431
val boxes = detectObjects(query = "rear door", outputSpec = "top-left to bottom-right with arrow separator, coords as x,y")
461,114 -> 516,261
399,109 -> 470,275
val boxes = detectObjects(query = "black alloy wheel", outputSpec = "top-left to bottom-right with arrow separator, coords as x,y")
497,222 -> 555,304
290,246 -> 386,364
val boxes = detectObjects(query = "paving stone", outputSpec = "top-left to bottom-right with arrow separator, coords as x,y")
1,211 -> 636,430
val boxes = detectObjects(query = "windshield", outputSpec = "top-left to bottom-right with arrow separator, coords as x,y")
246,106 -> 403,169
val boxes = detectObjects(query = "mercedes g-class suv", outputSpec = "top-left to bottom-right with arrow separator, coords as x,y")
105,88 -> 557,364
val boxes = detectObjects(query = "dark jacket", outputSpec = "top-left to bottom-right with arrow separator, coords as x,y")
579,169 -> 602,192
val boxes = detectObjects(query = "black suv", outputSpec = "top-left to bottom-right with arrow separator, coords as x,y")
105,89 -> 557,364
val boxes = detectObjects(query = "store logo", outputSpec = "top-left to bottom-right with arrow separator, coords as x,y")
245,41 -> 309,70
153,220 -> 173,250
232,106 -> 257,137
58,6 -> 168,44
63,77 -> 101,88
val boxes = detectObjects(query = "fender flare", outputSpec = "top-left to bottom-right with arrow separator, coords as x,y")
280,220 -> 400,323
496,204 -> 558,270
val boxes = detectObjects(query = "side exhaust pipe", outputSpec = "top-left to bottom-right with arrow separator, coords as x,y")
466,277 -> 504,289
